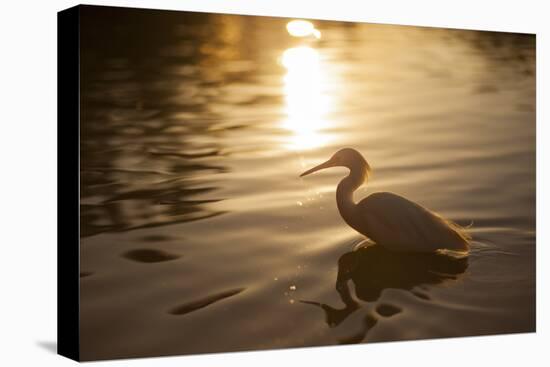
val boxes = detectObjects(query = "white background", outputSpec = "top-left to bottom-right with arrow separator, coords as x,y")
0,0 -> 547,366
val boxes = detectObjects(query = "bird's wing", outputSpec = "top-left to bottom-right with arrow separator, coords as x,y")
357,192 -> 468,252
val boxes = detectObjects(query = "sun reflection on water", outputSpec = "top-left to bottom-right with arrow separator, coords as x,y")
280,45 -> 333,150
286,20 -> 321,39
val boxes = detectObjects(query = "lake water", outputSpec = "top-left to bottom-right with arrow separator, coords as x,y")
78,6 -> 535,361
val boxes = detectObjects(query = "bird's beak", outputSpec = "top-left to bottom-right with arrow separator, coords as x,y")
300,159 -> 336,177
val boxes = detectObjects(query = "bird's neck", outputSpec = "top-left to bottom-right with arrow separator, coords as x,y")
336,167 -> 366,230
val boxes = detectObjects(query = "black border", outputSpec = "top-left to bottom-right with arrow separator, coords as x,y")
57,4 -> 80,362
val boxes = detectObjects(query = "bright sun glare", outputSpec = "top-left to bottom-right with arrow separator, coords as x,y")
281,46 -> 332,150
286,20 -> 321,39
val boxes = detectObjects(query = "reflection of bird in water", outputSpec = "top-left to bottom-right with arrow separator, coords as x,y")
301,245 -> 468,336
300,148 -> 471,253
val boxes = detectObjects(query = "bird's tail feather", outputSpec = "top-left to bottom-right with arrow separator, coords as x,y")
443,217 -> 472,242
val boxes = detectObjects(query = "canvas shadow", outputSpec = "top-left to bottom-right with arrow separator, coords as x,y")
36,340 -> 57,354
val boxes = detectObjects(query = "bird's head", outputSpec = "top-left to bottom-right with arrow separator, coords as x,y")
300,148 -> 371,178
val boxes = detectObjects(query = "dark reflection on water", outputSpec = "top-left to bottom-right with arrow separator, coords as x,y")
122,248 -> 181,263
169,288 -> 246,316
337,246 -> 468,302
301,245 -> 468,333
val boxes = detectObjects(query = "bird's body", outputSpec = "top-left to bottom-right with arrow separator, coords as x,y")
301,148 -> 470,253
350,192 -> 469,252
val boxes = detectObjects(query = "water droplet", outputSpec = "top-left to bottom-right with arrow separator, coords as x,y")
289,285 -> 297,291
289,299 -> 295,304
274,277 -> 278,281
297,201 -> 303,206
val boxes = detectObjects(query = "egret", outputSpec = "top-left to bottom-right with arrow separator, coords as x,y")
300,148 -> 470,253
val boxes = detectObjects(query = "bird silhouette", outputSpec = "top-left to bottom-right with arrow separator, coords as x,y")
300,148 -> 470,253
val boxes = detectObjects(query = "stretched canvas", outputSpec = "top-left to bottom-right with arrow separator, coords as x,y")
58,4 -> 536,361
